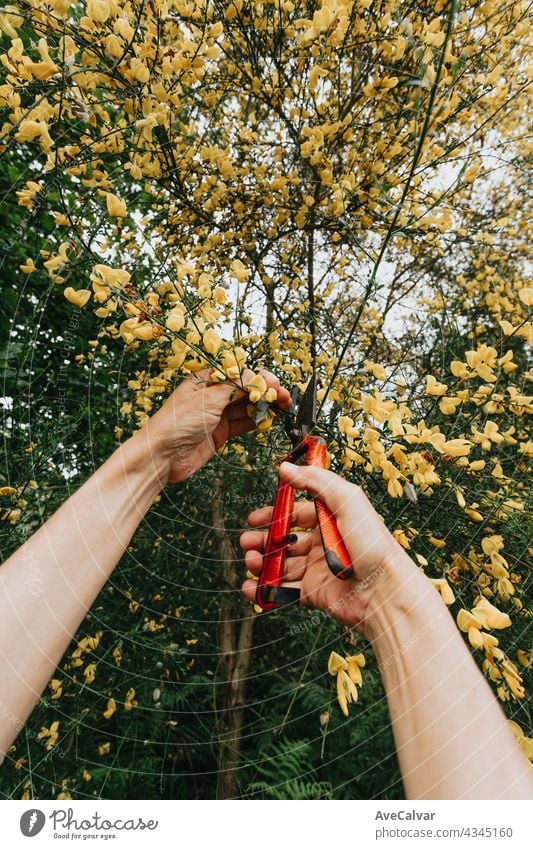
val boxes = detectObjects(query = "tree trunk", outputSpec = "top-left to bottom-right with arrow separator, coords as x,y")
213,476 -> 255,799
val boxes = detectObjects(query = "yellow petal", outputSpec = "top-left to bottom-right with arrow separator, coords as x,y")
105,192 -> 127,218
102,698 -> 117,719
64,287 -> 91,308
230,259 -> 249,283
457,608 -> 483,632
468,626 -> 484,649
472,598 -> 512,630
518,287 -> 533,307
336,672 -> 349,717
203,328 -> 222,355
328,650 -> 348,675
245,373 -> 267,396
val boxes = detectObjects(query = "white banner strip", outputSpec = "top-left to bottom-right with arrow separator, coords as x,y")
2,799 -> 531,848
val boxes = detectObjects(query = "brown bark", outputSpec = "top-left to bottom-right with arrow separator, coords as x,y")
213,476 -> 255,799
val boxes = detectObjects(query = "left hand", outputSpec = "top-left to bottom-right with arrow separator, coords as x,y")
143,368 -> 292,484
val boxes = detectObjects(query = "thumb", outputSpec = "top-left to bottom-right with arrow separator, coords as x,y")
278,461 -> 358,514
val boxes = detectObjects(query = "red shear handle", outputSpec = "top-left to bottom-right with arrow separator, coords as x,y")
302,435 -> 354,580
255,480 -> 299,611
314,499 -> 353,579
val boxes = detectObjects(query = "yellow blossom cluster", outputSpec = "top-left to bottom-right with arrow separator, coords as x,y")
457,598 -> 525,700
1,0 -> 531,722
328,650 -> 365,717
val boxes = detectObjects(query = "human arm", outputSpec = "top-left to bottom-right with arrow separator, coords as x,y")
0,370 -> 291,760
241,461 -> 533,800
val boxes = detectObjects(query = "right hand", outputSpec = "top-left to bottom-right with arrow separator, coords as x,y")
241,461 -> 416,635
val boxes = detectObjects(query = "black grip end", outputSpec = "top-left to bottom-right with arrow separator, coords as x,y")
325,550 -> 353,580
256,585 -> 301,607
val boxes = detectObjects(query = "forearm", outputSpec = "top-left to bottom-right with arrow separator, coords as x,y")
367,551 -> 533,800
0,430 -> 167,759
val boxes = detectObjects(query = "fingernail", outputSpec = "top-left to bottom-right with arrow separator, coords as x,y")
282,533 -> 298,545
280,461 -> 297,472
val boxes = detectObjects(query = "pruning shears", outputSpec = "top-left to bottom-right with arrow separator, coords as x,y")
255,375 -> 354,611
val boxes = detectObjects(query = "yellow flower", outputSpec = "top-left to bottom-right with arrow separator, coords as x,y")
130,57 -> 150,83
481,535 -> 504,557
105,192 -> 127,218
212,346 -> 247,380
441,438 -> 471,457
309,64 -> 328,91
336,669 -> 358,716
98,742 -> 111,756
229,259 -> 249,283
28,37 -> 58,80
328,651 -> 363,717
84,663 -> 96,683
518,287 -> 533,307
245,373 -> 267,403
507,721 -> 533,761
471,598 -> 511,630
64,287 -> 91,308
20,257 -> 36,273
166,306 -> 186,333
124,687 -> 137,711
15,120 -> 53,153
439,396 -> 461,415
328,651 -> 348,675
464,506 -> 483,522
365,360 -> 386,380
120,318 -> 153,343
517,650 -> 531,668
102,698 -> 117,719
425,375 -> 448,396
203,328 -> 223,355
87,0 -> 110,23
471,421 -> 504,450
428,534 -> 446,548
346,653 -> 365,686
37,720 -> 60,750
49,678 -> 63,700
457,609 -> 485,648
338,415 -> 354,435
91,263 -> 130,291
393,528 -> 410,549
465,344 -> 498,382
450,360 -> 471,379
430,578 -> 455,605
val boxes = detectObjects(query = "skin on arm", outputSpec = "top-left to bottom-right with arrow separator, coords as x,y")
241,461 -> 533,800
0,369 -> 291,761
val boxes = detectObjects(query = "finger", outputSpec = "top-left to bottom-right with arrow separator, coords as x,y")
240,529 -> 314,557
242,578 -> 259,603
243,549 -> 263,575
240,530 -> 269,551
279,462 -> 362,515
246,550 -> 309,582
246,500 -> 318,529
